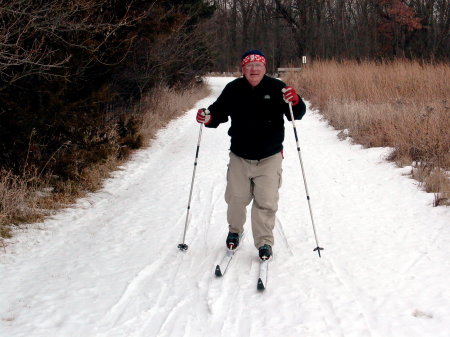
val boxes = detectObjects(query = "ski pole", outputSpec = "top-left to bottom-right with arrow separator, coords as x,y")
178,109 -> 209,251
284,97 -> 324,257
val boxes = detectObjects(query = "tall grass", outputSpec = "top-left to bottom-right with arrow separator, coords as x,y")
140,84 -> 211,144
0,170 -> 43,238
284,60 -> 450,206
0,83 -> 210,238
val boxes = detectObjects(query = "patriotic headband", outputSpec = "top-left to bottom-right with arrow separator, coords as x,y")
241,54 -> 266,67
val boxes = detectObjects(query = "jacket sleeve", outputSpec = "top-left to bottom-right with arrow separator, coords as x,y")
205,84 -> 231,128
288,97 -> 306,121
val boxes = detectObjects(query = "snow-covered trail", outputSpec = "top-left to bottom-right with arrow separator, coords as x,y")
1,77 -> 449,337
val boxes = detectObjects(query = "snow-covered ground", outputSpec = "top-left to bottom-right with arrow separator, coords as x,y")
1,77 -> 449,337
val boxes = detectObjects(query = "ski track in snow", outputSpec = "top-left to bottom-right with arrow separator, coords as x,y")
1,77 -> 450,337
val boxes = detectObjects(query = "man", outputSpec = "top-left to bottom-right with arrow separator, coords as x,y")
196,49 -> 306,260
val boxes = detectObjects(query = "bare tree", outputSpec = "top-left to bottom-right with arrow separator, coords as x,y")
207,0 -> 449,68
0,0 -> 156,89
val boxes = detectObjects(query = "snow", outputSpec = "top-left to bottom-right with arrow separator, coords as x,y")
1,77 -> 449,337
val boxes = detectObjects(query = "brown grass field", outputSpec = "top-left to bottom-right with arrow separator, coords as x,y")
283,60 -> 449,206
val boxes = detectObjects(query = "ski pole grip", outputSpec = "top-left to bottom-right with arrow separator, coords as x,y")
282,88 -> 293,107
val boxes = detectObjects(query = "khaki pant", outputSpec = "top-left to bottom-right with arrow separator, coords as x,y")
225,151 -> 283,248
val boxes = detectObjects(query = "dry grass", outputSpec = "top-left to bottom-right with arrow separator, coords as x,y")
284,60 -> 450,206
208,70 -> 242,77
0,82 -> 211,238
140,83 -> 211,143
0,170 -> 47,238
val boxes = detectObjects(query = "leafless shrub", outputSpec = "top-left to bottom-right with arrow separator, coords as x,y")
0,82 -> 211,238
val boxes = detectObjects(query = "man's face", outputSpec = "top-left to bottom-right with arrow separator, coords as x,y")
243,61 -> 266,87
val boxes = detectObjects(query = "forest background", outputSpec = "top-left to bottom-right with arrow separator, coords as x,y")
0,0 -> 449,237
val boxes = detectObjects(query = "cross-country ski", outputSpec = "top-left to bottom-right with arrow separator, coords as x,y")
214,247 -> 270,292
214,249 -> 235,277
257,259 -> 269,291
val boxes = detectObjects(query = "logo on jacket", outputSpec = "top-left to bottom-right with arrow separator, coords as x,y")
264,95 -> 271,100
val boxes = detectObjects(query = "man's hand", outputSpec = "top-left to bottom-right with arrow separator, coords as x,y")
282,86 -> 300,106
196,108 -> 211,124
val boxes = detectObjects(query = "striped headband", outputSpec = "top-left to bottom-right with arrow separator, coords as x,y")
241,54 -> 266,67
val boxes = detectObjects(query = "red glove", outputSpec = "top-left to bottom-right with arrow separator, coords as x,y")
282,86 -> 299,106
196,108 -> 211,125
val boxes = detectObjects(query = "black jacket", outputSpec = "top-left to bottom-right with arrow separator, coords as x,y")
207,75 -> 306,160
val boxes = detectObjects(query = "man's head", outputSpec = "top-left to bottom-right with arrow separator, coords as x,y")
241,49 -> 266,87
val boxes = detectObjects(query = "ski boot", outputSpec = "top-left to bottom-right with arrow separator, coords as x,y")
258,244 -> 272,260
226,232 -> 242,250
